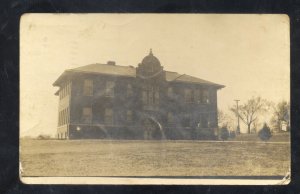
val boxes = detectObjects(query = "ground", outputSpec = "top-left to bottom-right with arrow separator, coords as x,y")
20,133 -> 290,177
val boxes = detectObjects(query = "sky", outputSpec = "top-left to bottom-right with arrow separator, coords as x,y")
20,14 -> 290,136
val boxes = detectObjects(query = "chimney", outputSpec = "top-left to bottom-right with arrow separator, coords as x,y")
107,61 -> 116,65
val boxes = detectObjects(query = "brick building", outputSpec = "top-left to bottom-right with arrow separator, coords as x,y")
53,50 -> 224,140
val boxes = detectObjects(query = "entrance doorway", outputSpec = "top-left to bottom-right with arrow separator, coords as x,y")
143,118 -> 164,140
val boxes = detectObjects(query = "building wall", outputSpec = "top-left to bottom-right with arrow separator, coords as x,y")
56,73 -> 219,140
57,80 -> 71,139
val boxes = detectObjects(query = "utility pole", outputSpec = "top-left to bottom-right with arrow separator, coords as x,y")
234,99 -> 240,134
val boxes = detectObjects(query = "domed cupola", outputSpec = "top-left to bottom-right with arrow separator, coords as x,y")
137,49 -> 164,79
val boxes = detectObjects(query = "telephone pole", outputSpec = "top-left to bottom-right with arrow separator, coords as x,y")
234,99 -> 240,134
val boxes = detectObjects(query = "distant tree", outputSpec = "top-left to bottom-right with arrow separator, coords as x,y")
270,100 -> 290,132
230,96 -> 269,134
258,123 -> 272,141
220,126 -> 229,141
251,119 -> 259,134
218,109 -> 235,131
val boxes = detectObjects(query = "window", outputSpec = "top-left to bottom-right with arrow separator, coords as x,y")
127,84 -> 133,97
182,114 -> 191,127
167,87 -> 173,98
63,84 -> 66,98
142,85 -> 159,105
127,110 -> 133,122
104,108 -> 113,124
58,111 -> 61,126
105,81 -> 115,97
200,114 -> 209,128
184,89 -> 193,103
82,107 -> 92,123
194,89 -> 201,104
59,85 -> 63,100
62,109 -> 65,125
60,110 -> 63,126
154,90 -> 159,105
167,112 -> 174,123
60,82 -> 71,99
148,86 -> 154,104
142,91 -> 147,104
66,82 -> 70,96
66,107 -> 69,124
202,89 -> 209,104
83,79 -> 93,96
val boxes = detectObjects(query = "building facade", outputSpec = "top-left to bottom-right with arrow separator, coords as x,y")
53,50 -> 224,140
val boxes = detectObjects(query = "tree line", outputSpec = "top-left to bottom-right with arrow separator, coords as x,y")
219,96 -> 290,134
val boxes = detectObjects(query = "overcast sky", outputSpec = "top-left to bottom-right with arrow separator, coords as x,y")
20,14 -> 289,136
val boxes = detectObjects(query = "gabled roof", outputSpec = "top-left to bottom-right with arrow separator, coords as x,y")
53,63 -> 224,89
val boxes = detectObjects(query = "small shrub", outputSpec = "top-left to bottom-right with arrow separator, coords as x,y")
220,126 -> 229,141
37,134 -> 51,140
236,126 -> 241,135
229,130 -> 236,139
195,128 -> 216,140
258,123 -> 272,141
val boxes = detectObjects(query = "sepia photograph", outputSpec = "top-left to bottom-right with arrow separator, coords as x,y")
19,14 -> 290,185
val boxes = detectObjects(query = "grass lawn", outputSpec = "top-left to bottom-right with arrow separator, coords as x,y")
20,138 -> 290,177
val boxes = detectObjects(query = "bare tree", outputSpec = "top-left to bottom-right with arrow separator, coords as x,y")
218,109 -> 235,131
270,100 -> 290,132
251,119 -> 258,134
218,109 -> 226,127
230,96 -> 269,134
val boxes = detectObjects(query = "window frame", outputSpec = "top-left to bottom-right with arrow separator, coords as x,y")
184,88 -> 193,103
105,81 -> 115,97
104,108 -> 114,125
83,79 -> 93,96
82,107 -> 92,124
201,89 -> 210,104
126,110 -> 133,123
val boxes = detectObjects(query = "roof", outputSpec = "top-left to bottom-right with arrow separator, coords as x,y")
71,63 -> 136,77
166,72 -> 223,86
53,63 -> 224,88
